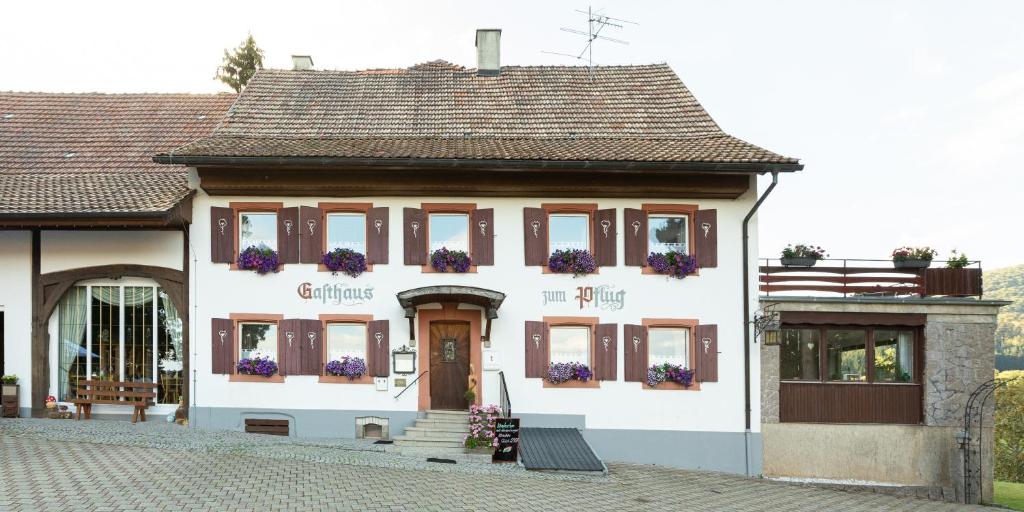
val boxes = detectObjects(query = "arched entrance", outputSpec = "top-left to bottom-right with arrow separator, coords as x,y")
32,265 -> 187,415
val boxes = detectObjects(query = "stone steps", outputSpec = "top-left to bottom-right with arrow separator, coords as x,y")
400,427 -> 468,441
393,410 -> 482,458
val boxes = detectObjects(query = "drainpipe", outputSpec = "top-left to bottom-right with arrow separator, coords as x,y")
741,171 -> 778,477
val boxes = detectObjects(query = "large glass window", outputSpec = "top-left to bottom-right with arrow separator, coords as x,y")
326,323 -> 367,362
875,330 -> 914,382
648,215 -> 688,255
428,213 -> 469,252
780,328 -> 821,380
549,214 -> 589,252
326,212 -> 366,253
648,327 -> 690,367
239,322 -> 278,361
56,284 -> 182,404
827,329 -> 867,382
239,211 -> 277,250
549,326 -> 590,364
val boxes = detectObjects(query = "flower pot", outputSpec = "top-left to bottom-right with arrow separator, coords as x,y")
893,259 -> 931,269
780,257 -> 818,268
45,401 -> 57,410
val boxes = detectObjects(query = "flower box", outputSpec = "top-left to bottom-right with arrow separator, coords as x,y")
893,259 -> 931,269
891,246 -> 936,269
324,356 -> 367,379
237,245 -> 280,274
546,362 -> 593,384
648,251 -> 698,278
780,244 -> 827,267
321,248 -> 367,277
236,356 -> 279,377
780,257 -> 818,267
647,363 -> 694,388
547,249 -> 596,277
430,247 -> 472,273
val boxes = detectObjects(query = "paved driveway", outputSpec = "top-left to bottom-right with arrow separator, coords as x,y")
0,418 -> 991,511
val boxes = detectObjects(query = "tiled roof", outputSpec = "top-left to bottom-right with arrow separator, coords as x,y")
166,63 -> 798,166
0,92 -> 235,214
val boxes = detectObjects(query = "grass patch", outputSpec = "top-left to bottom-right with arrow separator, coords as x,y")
996,481 -> 1024,510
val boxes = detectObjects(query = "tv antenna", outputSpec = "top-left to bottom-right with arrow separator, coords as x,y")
542,6 -> 638,73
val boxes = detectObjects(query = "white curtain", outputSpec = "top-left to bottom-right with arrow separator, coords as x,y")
58,287 -> 88,400
159,290 -> 184,372
897,332 -> 914,379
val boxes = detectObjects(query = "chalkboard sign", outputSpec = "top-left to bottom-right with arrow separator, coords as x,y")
492,418 -> 520,463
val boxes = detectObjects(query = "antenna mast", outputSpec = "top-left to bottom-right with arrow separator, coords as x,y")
542,6 -> 637,74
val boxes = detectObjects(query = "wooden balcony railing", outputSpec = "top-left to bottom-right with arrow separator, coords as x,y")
759,258 -> 983,298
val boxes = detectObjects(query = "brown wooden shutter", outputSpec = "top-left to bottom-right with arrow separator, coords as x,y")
301,319 -> 323,376
524,320 -> 549,378
367,319 -> 390,377
523,208 -> 548,266
593,208 -> 617,267
299,206 -> 324,264
623,324 -> 648,382
210,207 -> 235,263
366,207 -> 389,264
211,318 -> 234,374
624,208 -> 647,266
403,208 -> 426,265
695,209 -> 718,268
278,319 -> 302,376
470,208 -> 495,265
695,324 -> 719,382
277,207 -> 300,264
594,323 -> 618,381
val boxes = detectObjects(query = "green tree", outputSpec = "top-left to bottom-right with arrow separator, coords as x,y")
996,371 -> 1024,482
215,34 -> 264,92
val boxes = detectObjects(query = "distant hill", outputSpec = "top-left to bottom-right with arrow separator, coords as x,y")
987,264 -> 1024,371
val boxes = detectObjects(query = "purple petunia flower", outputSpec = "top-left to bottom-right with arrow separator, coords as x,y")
236,356 -> 279,377
647,251 -> 697,280
547,249 -> 596,277
547,362 -> 592,383
321,248 -> 368,278
324,356 -> 367,378
237,245 -> 280,274
430,247 -> 472,273
647,363 -> 694,387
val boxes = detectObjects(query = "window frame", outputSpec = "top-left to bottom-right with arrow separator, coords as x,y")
319,202 -> 374,273
319,314 -> 374,384
541,203 -> 598,273
646,326 -> 693,369
641,318 -> 701,391
641,204 -> 698,276
229,313 -> 284,383
779,324 -> 922,385
542,316 -> 600,388
421,202 -> 477,273
230,202 -> 284,271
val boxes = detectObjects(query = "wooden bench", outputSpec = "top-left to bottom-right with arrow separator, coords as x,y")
70,380 -> 157,423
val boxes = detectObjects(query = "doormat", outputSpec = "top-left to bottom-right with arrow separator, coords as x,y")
426,458 -> 457,464
373,440 -> 394,444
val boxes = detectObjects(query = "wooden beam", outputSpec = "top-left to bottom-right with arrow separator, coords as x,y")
30,229 -> 43,417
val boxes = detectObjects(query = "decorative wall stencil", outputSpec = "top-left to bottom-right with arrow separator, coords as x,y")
531,220 -> 541,238
218,329 -> 227,345
541,285 -> 626,311
602,336 -> 611,351
479,220 -> 488,236
218,218 -> 227,235
307,331 -> 316,349
285,331 -> 295,347
532,333 -> 541,349
702,222 -> 711,238
441,337 -> 457,362
374,219 -> 383,234
632,336 -> 640,352
411,221 -> 420,238
297,282 -> 375,306
307,219 -> 317,235
375,331 -> 384,348
631,220 -> 641,236
284,219 -> 293,236
601,219 -> 611,238
702,337 -> 712,353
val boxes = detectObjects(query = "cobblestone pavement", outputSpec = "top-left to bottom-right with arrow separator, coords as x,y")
0,418 -> 992,511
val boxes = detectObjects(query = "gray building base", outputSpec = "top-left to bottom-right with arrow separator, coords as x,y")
189,407 -> 761,475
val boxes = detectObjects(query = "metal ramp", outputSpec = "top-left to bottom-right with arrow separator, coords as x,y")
519,427 -> 605,472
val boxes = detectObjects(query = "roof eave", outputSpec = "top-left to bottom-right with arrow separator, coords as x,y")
153,154 -> 803,173
0,192 -> 194,229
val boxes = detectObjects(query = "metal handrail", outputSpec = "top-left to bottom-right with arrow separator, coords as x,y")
393,371 -> 428,400
498,370 -> 511,418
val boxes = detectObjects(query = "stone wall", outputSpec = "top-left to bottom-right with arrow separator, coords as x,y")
761,344 -> 779,424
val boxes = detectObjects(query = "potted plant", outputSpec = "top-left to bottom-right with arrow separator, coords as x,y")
547,249 -> 597,277
547,362 -> 593,384
324,356 -> 367,379
321,248 -> 367,277
236,353 -> 279,377
780,244 -> 828,267
1,374 -> 17,396
647,363 -> 695,388
463,403 -> 501,451
891,246 -> 937,269
647,251 -> 698,279
430,247 -> 473,273
237,245 -> 280,274
946,249 -> 969,269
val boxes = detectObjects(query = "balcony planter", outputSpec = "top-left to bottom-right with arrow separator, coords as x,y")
893,259 -> 932,269
780,257 -> 818,268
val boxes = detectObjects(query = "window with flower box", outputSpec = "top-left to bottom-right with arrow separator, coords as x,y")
522,204 -> 616,271
524,317 -> 618,387
326,212 -> 366,253
319,315 -> 389,383
624,204 -> 718,274
212,314 -> 284,383
403,203 -> 494,270
624,319 -> 718,389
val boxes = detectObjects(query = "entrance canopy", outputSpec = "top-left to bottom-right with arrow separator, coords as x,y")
396,286 -> 506,341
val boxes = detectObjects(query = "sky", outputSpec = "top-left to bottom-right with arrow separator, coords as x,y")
2,0 -> 1021,269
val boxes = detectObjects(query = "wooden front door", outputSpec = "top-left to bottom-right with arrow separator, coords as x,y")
429,321 -> 471,410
